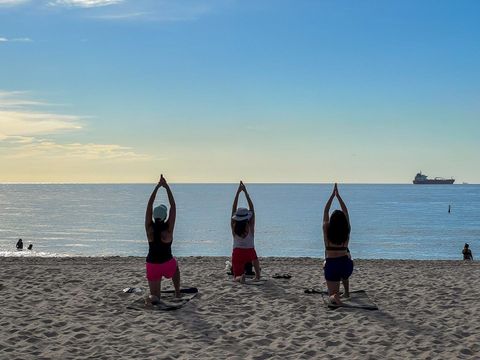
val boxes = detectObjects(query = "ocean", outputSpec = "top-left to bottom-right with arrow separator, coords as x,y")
0,184 -> 478,260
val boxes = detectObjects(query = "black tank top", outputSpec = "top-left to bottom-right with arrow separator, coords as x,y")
146,223 -> 173,264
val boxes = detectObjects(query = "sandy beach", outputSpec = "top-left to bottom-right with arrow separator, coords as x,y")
1,256 -> 479,359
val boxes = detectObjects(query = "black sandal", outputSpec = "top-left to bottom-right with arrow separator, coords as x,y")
272,273 -> 292,279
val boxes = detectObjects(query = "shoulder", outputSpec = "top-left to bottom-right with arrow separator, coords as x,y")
323,222 -> 329,231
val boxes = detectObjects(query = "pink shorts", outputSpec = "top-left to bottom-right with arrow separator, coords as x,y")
146,258 -> 177,281
232,248 -> 258,277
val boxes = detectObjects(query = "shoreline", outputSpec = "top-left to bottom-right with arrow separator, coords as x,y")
0,254 -> 473,261
1,257 -> 478,359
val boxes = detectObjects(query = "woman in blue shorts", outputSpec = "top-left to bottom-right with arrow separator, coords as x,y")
323,183 -> 353,305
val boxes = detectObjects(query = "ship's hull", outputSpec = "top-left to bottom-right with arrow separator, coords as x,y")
413,179 -> 455,184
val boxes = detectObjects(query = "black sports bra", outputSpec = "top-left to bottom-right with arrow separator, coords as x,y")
146,223 -> 173,264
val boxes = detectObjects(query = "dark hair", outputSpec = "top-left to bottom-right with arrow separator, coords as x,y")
233,219 -> 249,238
327,210 -> 351,245
465,243 -> 469,248
154,220 -> 169,234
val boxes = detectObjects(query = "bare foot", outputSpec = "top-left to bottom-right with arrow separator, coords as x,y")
147,295 -> 160,305
329,293 -> 342,305
234,275 -> 245,283
174,292 -> 183,299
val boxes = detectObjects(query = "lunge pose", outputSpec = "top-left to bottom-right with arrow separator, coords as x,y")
323,183 -> 353,305
145,175 -> 180,303
231,181 -> 261,282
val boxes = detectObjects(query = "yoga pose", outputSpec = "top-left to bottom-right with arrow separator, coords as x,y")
323,183 -> 353,305
145,175 -> 180,303
231,181 -> 261,282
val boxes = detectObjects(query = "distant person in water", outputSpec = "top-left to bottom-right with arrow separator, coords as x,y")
231,181 -> 260,282
27,244 -> 33,250
323,183 -> 353,305
462,243 -> 473,261
145,174 -> 180,304
16,239 -> 23,250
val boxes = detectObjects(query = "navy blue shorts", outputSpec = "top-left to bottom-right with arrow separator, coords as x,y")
324,256 -> 353,282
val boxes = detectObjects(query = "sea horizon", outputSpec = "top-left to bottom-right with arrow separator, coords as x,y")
0,182 -> 475,185
1,183 -> 478,260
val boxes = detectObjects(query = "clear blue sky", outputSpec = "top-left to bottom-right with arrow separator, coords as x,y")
1,0 -> 479,183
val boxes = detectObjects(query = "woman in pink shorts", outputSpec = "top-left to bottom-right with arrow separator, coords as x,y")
145,174 -> 180,303
231,181 -> 261,282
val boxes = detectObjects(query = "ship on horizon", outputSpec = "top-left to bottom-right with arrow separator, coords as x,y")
413,172 -> 455,185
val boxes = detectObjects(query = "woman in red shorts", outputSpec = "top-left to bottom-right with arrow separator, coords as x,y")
145,174 -> 180,303
231,181 -> 261,282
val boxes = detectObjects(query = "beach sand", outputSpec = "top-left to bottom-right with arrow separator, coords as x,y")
1,257 -> 479,359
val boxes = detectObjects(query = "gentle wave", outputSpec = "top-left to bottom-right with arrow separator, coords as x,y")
0,250 -> 72,258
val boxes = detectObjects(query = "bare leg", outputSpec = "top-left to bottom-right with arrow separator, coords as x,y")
326,280 -> 342,304
232,258 -> 245,283
341,278 -> 350,298
148,279 -> 161,304
234,274 -> 245,283
252,259 -> 261,280
172,266 -> 181,298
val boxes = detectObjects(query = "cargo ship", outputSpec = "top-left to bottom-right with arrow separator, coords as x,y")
413,172 -> 455,184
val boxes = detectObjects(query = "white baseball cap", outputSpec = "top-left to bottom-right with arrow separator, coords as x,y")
153,204 -> 168,221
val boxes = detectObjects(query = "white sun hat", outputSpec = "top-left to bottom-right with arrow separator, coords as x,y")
232,207 -> 252,221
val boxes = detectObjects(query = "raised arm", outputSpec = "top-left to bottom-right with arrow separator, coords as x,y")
231,182 -> 242,228
161,175 -> 176,233
242,181 -> 255,227
335,184 -> 350,224
145,179 -> 161,239
323,185 -> 336,241
323,186 -> 336,224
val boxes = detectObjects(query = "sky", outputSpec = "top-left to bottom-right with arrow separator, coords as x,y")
0,0 -> 479,183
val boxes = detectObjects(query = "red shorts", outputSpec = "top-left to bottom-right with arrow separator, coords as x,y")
146,258 -> 177,281
232,248 -> 258,277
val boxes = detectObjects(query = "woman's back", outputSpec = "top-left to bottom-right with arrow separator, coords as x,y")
233,228 -> 255,249
146,222 -> 173,264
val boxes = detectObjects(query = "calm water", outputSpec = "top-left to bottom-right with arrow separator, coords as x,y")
0,184 -> 478,259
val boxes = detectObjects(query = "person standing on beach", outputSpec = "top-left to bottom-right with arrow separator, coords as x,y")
231,181 -> 261,282
145,175 -> 181,303
462,243 -> 473,261
16,239 -> 23,250
323,183 -> 353,305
